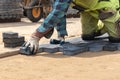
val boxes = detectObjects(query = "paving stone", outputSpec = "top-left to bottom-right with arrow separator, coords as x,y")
88,44 -> 103,52
88,40 -> 108,52
2,32 -> 18,38
19,47 -> 32,55
62,43 -> 88,56
38,47 -> 44,53
66,37 -> 82,44
39,44 -> 60,53
103,43 -> 118,51
37,36 -> 120,56
66,37 -> 95,48
4,41 -> 24,48
63,47 -> 88,56
58,46 -> 64,52
117,43 -> 120,50
3,36 -> 24,43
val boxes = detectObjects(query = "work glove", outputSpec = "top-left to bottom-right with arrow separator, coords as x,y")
20,36 -> 40,55
20,28 -> 55,55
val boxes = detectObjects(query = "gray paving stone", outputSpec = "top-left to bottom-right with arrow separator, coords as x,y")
89,46 -> 103,52
38,47 -> 44,53
88,40 -> 108,52
66,37 -> 94,48
117,43 -> 120,50
66,37 -> 82,44
3,36 -> 24,43
4,41 -> 24,48
103,43 -> 118,51
62,43 -> 88,56
2,32 -> 18,38
58,46 -> 64,52
37,36 -> 120,56
44,48 -> 58,53
63,47 -> 88,56
39,44 -> 60,53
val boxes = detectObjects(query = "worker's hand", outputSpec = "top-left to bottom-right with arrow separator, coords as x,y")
20,28 -> 52,55
21,36 -> 40,55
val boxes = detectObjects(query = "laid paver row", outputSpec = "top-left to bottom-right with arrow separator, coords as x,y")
38,37 -> 120,56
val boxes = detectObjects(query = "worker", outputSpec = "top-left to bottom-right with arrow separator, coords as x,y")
21,0 -> 72,55
71,0 -> 120,42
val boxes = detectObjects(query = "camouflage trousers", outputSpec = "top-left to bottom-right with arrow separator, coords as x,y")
37,0 -> 72,38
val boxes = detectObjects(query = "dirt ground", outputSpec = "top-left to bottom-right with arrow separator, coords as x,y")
0,18 -> 120,80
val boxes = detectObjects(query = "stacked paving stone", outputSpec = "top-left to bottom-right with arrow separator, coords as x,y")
37,36 -> 120,56
3,32 -> 25,48
0,0 -> 23,19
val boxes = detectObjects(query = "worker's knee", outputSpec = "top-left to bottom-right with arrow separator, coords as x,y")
115,18 -> 120,37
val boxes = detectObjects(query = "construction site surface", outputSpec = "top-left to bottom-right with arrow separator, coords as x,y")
0,18 -> 120,80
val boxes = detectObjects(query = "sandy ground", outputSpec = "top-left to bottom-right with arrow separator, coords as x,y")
0,18 -> 120,80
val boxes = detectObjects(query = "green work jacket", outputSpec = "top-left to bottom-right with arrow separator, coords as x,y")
72,0 -> 119,11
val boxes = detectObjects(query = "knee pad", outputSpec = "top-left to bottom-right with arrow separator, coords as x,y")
115,18 -> 120,37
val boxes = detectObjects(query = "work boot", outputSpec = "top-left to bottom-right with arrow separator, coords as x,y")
109,36 -> 120,43
82,34 -> 95,40
50,36 -> 65,45
82,30 -> 102,41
